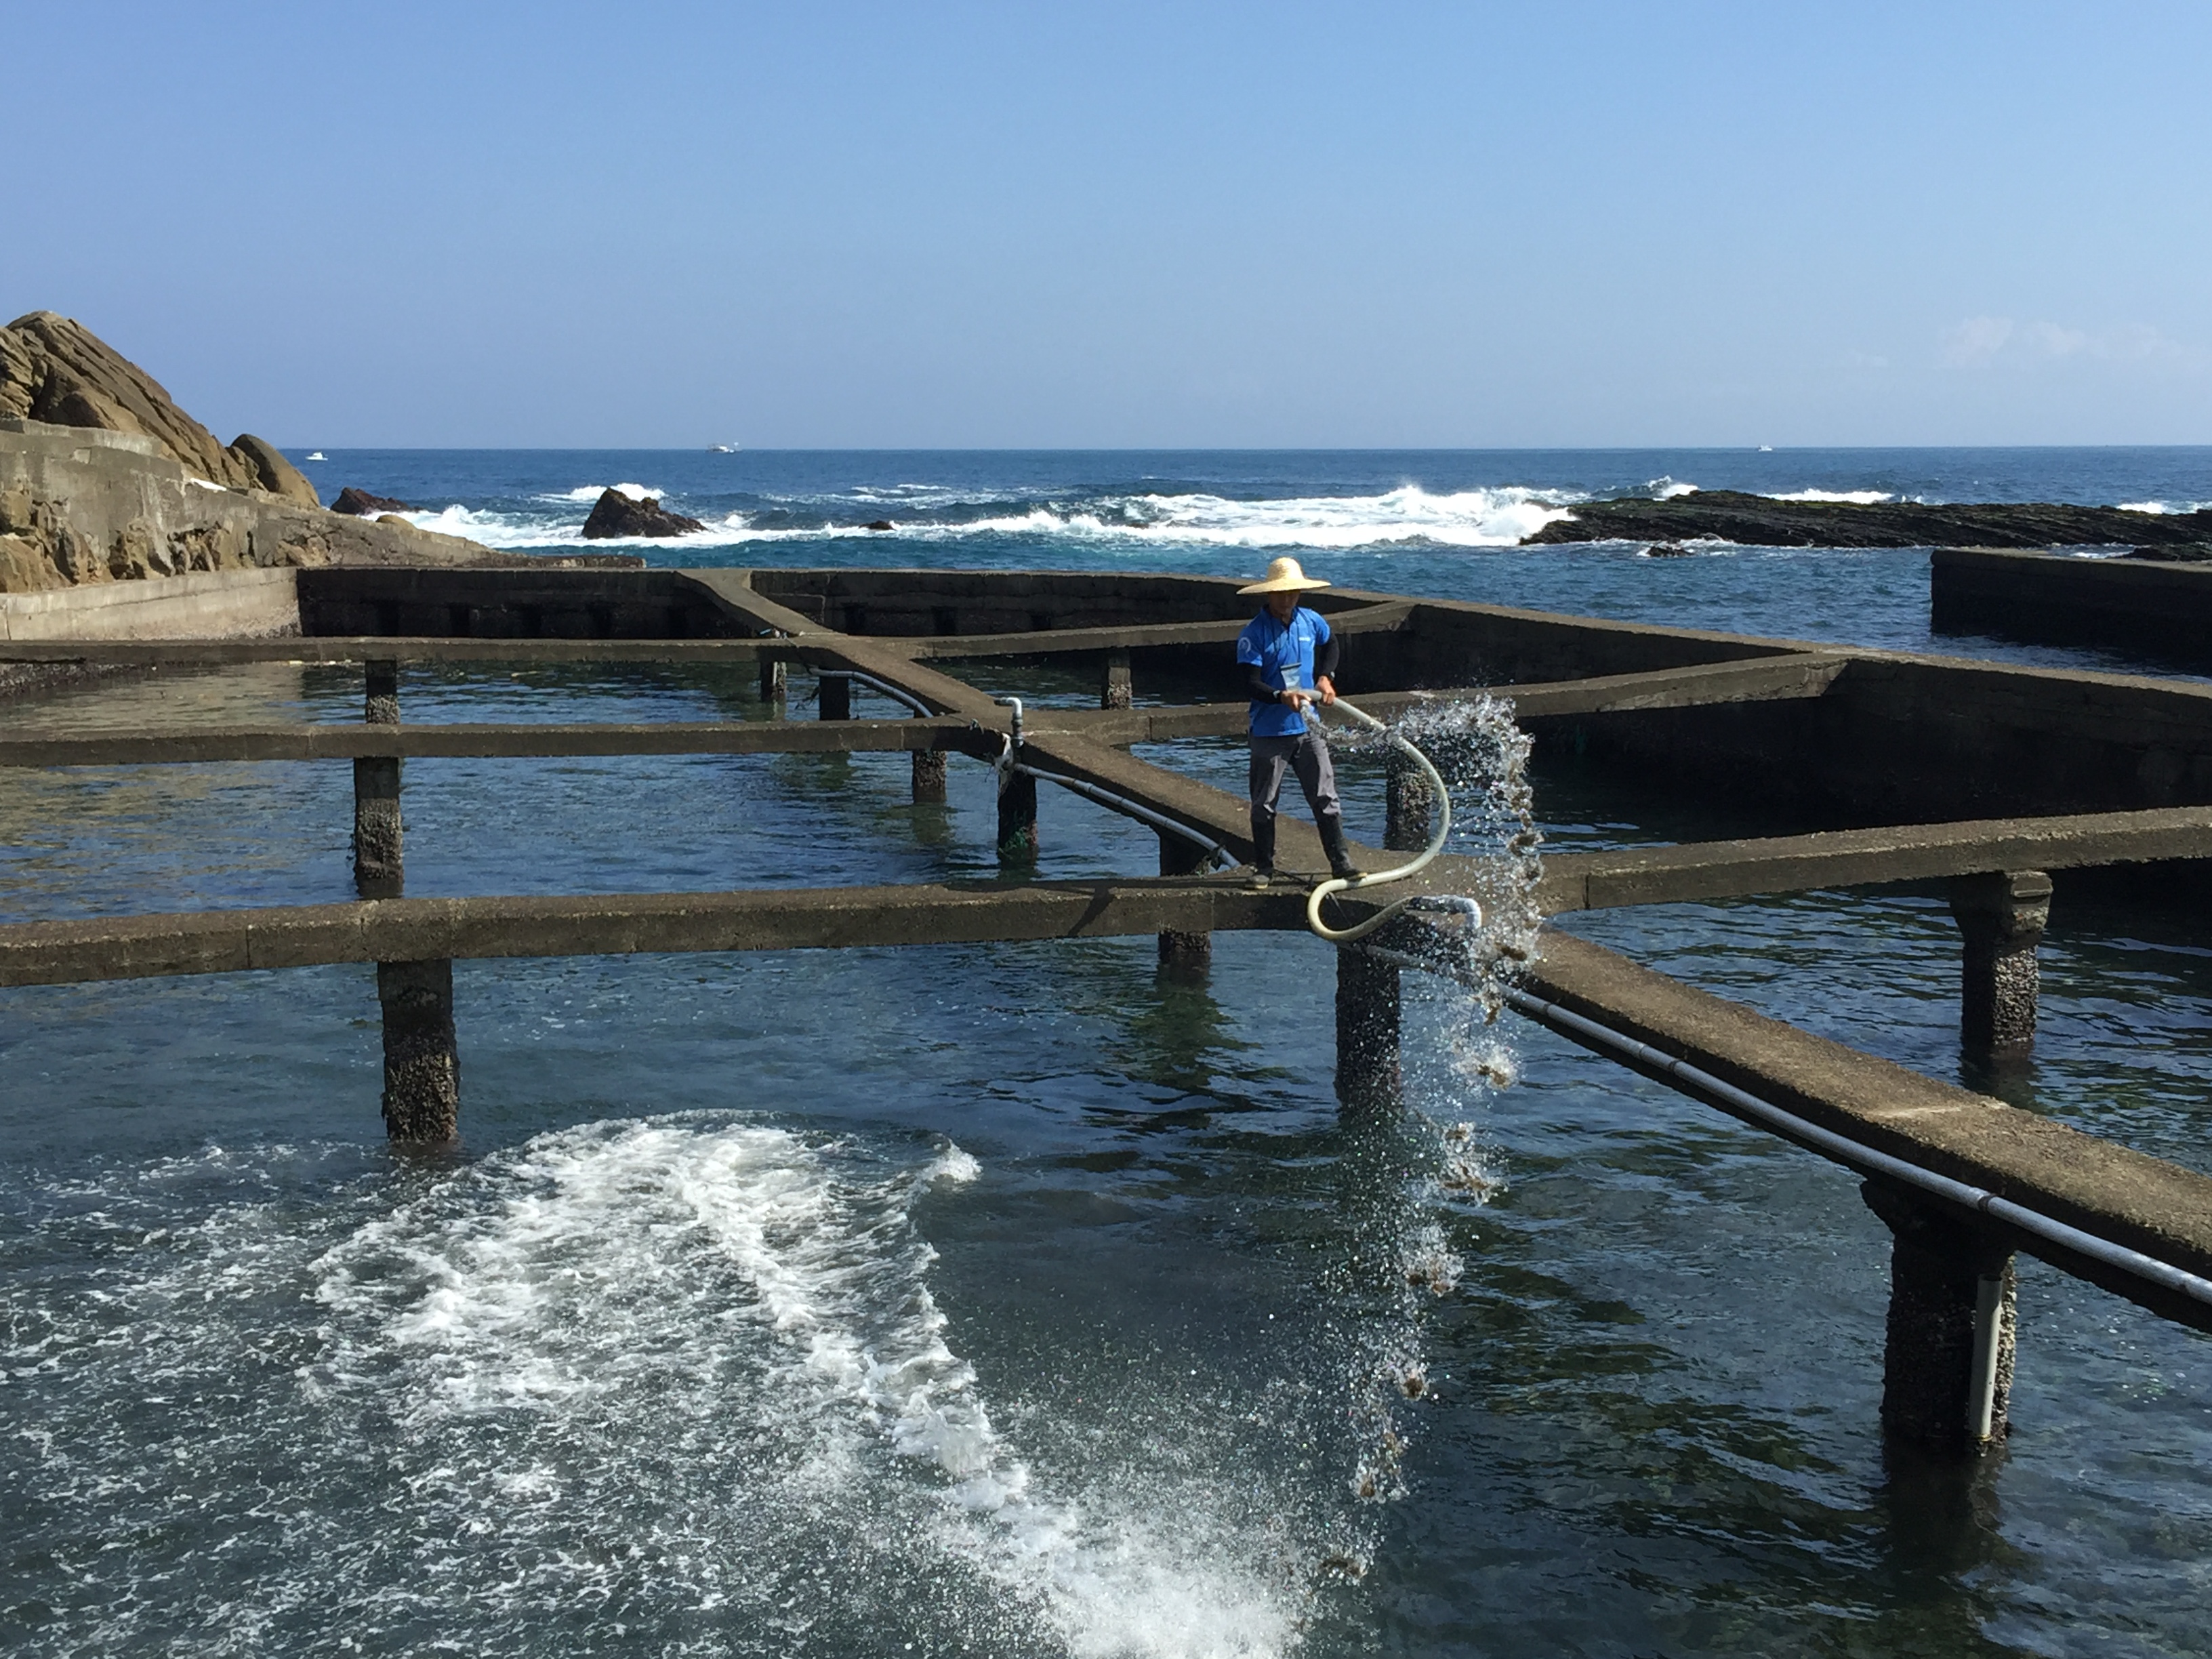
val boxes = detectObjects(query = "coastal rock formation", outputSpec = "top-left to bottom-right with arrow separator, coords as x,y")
333,487 -> 412,516
0,310 -> 653,596
0,312 -> 320,507
1523,489 -> 2212,549
581,488 -> 705,539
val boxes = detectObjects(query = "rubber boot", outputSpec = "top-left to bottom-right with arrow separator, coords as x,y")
1250,813 -> 1277,887
1320,819 -> 1362,882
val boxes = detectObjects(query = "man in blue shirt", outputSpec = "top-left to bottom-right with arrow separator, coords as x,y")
1235,556 -> 1361,888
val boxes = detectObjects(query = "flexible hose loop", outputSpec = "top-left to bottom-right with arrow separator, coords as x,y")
1303,697 -> 1471,944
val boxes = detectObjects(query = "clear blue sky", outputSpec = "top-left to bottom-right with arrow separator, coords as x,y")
7,1 -> 2209,448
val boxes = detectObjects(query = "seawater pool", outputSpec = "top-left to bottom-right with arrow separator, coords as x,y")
7,447 -> 2212,1656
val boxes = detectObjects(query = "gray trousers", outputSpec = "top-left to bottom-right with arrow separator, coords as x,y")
1249,729 -> 1343,867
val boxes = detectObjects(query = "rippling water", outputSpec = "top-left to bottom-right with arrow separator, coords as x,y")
5,450 -> 2211,1656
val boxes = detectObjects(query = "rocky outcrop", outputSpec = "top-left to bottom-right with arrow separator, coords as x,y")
0,418 -> 644,594
0,312 -> 320,507
333,487 -> 412,516
581,488 -> 705,539
1523,489 -> 2212,549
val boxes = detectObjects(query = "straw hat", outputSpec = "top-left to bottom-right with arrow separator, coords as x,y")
1236,556 -> 1332,596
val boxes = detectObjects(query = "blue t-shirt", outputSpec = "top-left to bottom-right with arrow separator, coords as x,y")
1237,607 -> 1332,737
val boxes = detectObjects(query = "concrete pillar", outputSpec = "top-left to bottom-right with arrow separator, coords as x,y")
912,748 -> 947,803
997,764 -> 1038,863
1101,648 -> 1133,710
379,958 -> 459,1143
353,659 -> 402,899
1950,870 -> 2051,1054
363,658 -> 400,726
1157,827 -> 1211,974
1385,756 -> 1434,853
760,655 -> 787,705
1335,947 -> 1401,1111
819,672 -> 852,720
1861,1179 -> 2018,1454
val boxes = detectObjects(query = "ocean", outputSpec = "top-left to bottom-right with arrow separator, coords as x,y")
4,448 -> 2209,1657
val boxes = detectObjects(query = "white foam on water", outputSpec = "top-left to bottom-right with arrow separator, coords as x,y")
541,482 -> 667,504
310,1119 -> 1315,1656
1650,477 -> 1700,499
371,484 -> 1580,554
961,485 -> 1577,549
2120,499 -> 2212,515
1765,488 -> 1895,504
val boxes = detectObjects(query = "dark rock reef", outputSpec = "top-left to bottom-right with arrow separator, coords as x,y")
0,311 -> 319,506
581,489 -> 705,539
1523,489 -> 2212,549
333,487 -> 413,516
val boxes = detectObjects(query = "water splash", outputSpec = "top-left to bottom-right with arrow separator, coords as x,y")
1324,694 -> 1542,1521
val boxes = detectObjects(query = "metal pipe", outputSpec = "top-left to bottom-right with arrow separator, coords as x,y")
1968,1274 -> 2007,1440
821,670 -> 935,718
1498,982 -> 2212,1311
1012,757 -> 1232,867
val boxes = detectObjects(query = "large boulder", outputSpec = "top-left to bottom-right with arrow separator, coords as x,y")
580,487 -> 705,539
333,486 -> 413,516
0,311 -> 319,506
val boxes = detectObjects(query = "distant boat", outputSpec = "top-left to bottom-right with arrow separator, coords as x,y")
708,443 -> 739,453
1757,445 -> 1773,453
306,451 -> 326,462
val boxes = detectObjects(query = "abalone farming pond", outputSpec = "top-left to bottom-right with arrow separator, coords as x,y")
8,451 -> 2212,1658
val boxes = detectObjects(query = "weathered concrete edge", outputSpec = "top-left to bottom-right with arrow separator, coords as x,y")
1040,653 -> 1853,743
0,880 -> 1314,987
0,567 -> 301,641
1532,806 -> 2212,912
1521,929 -> 2212,1328
0,716 -> 999,767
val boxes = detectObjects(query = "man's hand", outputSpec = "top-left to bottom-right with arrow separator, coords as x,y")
1278,687 -> 1311,708
1315,675 -> 1337,705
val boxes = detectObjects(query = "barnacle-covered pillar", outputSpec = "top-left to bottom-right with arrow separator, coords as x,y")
1950,870 -> 2050,1054
380,958 -> 460,1143
1336,946 -> 1401,1111
1861,1179 -> 2018,1453
352,659 -> 403,899
1101,648 -> 1133,711
1157,827 -> 1211,975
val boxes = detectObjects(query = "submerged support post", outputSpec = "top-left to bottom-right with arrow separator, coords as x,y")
996,764 -> 1038,863
1385,755 -> 1434,853
1101,648 -> 1133,711
1335,946 -> 1401,1110
353,659 -> 402,899
1950,869 -> 2051,1054
1860,1179 -> 2018,1454
1156,827 -> 1211,973
819,672 -> 851,720
912,748 -> 947,803
760,654 -> 787,704
379,958 -> 459,1143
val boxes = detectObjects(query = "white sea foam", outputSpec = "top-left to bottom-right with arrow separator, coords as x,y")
308,1119 -> 1313,1656
1650,477 -> 1700,499
541,482 -> 666,504
1765,488 -> 1894,505
2119,499 -> 2212,515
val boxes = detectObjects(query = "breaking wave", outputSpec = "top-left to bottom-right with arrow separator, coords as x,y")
382,485 -> 1580,553
1764,488 -> 1896,505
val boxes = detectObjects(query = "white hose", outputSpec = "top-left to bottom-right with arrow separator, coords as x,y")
1302,695 -> 1469,944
